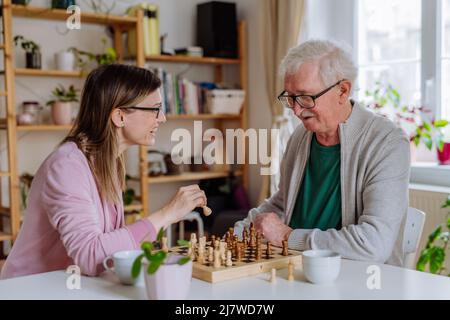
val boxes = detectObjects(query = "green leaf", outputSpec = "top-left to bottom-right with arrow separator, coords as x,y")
177,239 -> 190,247
423,122 -> 432,132
131,254 -> 144,278
424,138 -> 433,150
434,119 -> 449,128
177,257 -> 191,265
429,247 -> 445,274
428,225 -> 442,244
141,241 -> 153,252
438,140 -> 445,152
413,136 -> 420,146
153,250 -> 167,261
157,227 -> 165,242
416,248 -> 431,271
147,260 -> 162,274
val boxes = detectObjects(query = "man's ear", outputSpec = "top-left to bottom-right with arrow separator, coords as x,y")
111,108 -> 124,128
338,80 -> 352,104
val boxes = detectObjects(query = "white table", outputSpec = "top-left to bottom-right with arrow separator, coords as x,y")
0,259 -> 449,300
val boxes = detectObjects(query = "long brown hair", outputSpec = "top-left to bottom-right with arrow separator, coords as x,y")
63,64 -> 161,204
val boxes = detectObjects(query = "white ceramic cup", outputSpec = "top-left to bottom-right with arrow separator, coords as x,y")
302,250 -> 341,285
103,250 -> 143,285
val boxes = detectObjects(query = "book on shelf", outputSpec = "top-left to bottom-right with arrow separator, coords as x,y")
150,67 -> 208,116
127,3 -> 160,56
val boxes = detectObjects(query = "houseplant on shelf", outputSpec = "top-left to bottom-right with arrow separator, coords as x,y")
416,196 -> 450,276
46,84 -> 79,125
13,35 -> 41,69
69,39 -> 118,72
364,81 -> 449,163
132,228 -> 193,300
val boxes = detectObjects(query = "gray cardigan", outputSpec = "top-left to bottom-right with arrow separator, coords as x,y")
235,102 -> 411,266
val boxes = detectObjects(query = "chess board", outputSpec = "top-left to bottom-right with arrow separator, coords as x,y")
169,244 -> 303,283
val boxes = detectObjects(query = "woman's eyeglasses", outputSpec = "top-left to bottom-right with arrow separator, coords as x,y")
120,105 -> 162,118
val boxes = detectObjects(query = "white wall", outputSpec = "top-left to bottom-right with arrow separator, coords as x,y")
0,0 -> 270,213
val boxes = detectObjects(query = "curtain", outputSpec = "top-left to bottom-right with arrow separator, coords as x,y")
258,0 -> 305,203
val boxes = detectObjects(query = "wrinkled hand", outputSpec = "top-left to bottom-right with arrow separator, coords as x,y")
253,212 -> 292,246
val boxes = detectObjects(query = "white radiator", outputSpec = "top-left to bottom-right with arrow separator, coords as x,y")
409,184 -> 450,271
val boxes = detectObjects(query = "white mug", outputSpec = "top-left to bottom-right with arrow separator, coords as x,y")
302,250 -> 341,285
103,250 -> 143,285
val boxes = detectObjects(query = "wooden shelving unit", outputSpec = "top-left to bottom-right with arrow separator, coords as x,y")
1,3 -> 248,240
0,2 -> 145,247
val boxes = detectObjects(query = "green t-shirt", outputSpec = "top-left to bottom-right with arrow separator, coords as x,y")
289,134 -> 342,231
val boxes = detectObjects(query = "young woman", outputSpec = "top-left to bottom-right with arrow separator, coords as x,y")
1,64 -> 207,279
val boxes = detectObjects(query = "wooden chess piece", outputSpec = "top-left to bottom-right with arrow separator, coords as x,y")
270,268 -> 276,283
202,206 -> 212,216
219,241 -> 227,262
255,245 -> 262,260
266,241 -> 272,257
161,236 -> 169,253
208,246 -> 214,263
282,240 -> 289,256
225,250 -> 233,267
228,227 -> 234,237
236,245 -> 242,262
287,260 -> 295,281
211,235 -> 216,245
213,249 -> 221,268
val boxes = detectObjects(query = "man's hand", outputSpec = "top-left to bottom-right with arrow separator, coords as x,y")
253,212 -> 293,246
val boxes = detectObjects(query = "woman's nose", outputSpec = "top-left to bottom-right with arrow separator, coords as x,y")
157,110 -> 167,123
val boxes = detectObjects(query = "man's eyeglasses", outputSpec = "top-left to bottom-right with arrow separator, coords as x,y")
277,79 -> 345,110
120,104 -> 162,118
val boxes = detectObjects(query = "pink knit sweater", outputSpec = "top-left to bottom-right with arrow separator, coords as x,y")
0,142 -> 156,279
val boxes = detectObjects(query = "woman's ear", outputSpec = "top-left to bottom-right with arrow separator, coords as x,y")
111,108 -> 125,128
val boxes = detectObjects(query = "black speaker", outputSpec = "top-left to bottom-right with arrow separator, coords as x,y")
196,1 -> 238,59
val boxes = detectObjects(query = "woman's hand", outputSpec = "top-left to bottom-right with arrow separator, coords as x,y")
147,184 -> 207,231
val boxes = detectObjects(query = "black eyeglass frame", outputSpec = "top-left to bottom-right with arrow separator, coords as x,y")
119,105 -> 162,118
277,79 -> 345,109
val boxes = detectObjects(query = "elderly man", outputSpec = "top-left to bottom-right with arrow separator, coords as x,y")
235,40 -> 410,266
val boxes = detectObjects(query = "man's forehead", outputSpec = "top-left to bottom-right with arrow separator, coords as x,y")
284,62 -> 322,93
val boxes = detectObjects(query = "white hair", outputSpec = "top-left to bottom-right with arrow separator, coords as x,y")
279,39 -> 358,88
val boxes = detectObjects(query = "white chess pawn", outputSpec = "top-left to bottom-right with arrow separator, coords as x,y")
219,241 -> 227,262
208,246 -> 214,263
225,250 -> 233,267
213,249 -> 221,268
270,268 -> 277,283
288,261 -> 295,281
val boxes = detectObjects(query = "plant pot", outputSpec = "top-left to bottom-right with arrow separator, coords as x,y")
51,0 -> 76,9
437,142 -> 450,165
51,101 -> 73,125
55,51 -> 75,71
26,52 -> 41,69
142,255 -> 193,300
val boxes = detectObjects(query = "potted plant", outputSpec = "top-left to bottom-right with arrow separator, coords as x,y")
131,228 -> 193,300
14,35 -> 41,69
69,39 -> 118,71
364,82 -> 449,163
416,196 -> 449,276
51,0 -> 76,9
46,84 -> 79,125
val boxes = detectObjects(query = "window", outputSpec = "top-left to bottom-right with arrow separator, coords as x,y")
441,0 -> 450,121
357,0 -> 422,106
